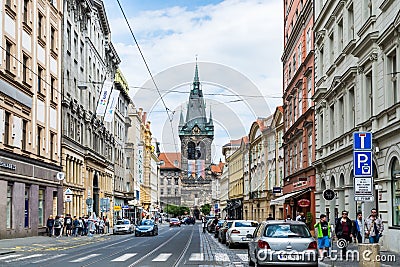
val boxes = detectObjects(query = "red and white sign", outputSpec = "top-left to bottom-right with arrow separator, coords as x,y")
297,199 -> 310,207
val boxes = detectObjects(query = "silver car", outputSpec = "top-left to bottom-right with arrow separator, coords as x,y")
247,220 -> 318,266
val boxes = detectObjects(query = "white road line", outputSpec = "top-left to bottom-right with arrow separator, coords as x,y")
236,253 -> 248,261
152,253 -> 172,262
5,254 -> 44,263
69,254 -> 100,262
189,253 -> 204,261
0,254 -> 23,260
32,254 -> 67,263
111,253 -> 137,262
215,253 -> 230,262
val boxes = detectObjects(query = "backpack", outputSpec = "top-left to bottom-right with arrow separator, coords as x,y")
54,219 -> 61,228
66,218 -> 72,225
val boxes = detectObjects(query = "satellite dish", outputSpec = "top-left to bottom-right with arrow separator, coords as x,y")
56,172 -> 65,181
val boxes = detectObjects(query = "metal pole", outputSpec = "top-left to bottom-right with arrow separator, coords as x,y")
361,201 -> 365,243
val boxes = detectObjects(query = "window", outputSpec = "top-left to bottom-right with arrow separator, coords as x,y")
294,144 -> 297,171
330,104 -> 335,139
299,139 -> 303,169
175,178 -> 179,185
22,120 -> 27,150
349,88 -> 355,128
37,66 -> 43,93
7,184 -> 12,228
319,112 -> 324,146
50,27 -> 56,51
175,188 -> 178,195
167,179 -> 171,185
50,132 -> 55,160
67,22 -> 71,52
298,88 -> 302,116
23,0 -> 29,24
74,32 -> 78,60
319,47 -> 324,77
348,4 -> 354,40
160,178 -> 164,185
80,41 -> 84,67
5,40 -> 12,72
338,19 -> 343,52
293,54 -> 296,72
365,71 -> 373,118
23,54 -> 29,83
160,188 -> 164,195
306,28 -> 311,53
167,188 -> 171,195
38,189 -> 44,226
329,32 -> 334,63
38,13 -> 43,39
308,132 -> 312,165
51,76 -> 56,101
293,95 -> 297,120
24,187 -> 30,228
391,158 -> 400,226
37,126 -> 42,155
4,111 -> 10,145
298,43 -> 302,65
387,50 -> 398,105
307,76 -> 312,108
338,97 -> 344,134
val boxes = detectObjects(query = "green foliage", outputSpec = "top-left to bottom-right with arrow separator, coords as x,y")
306,212 -> 313,229
164,204 -> 190,217
200,203 -> 211,216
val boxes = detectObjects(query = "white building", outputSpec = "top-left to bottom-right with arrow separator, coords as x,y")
314,0 -> 400,252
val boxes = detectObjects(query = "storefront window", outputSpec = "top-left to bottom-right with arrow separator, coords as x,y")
25,187 -> 30,228
7,184 -> 12,228
38,189 -> 45,226
392,157 -> 400,226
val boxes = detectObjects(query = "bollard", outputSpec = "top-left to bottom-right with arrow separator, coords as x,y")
358,243 -> 380,267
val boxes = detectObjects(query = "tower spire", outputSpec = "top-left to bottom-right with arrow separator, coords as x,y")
194,56 -> 199,83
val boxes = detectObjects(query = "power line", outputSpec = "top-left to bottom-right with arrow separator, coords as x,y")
116,0 -> 180,155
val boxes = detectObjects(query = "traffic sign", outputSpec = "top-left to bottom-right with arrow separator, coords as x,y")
355,195 -> 374,202
56,172 -> 65,181
64,188 -> 73,195
355,177 -> 373,195
353,132 -> 372,150
323,189 -> 336,200
65,195 -> 72,202
353,151 -> 372,177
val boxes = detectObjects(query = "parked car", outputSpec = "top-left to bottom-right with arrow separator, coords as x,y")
183,216 -> 196,225
206,219 -> 215,232
218,220 -> 233,244
247,220 -> 318,266
214,220 -> 225,238
135,219 -> 158,236
169,218 -> 181,227
113,219 -> 134,234
226,220 -> 258,248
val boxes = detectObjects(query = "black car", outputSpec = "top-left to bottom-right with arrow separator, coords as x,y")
135,219 -> 158,236
214,220 -> 225,238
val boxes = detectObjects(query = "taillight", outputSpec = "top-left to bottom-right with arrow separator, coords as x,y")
307,241 -> 318,249
231,230 -> 240,234
258,240 -> 271,249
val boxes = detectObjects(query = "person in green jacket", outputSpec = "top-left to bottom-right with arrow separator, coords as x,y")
314,214 -> 331,259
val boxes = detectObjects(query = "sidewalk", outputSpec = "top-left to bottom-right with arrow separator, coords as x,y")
0,231 -> 113,256
319,242 -> 400,267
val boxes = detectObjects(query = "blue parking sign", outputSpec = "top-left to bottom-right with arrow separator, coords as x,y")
353,151 -> 372,177
353,132 -> 372,150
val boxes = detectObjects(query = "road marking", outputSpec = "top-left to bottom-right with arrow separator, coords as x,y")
215,253 -> 230,262
0,254 -> 23,260
32,254 -> 67,263
236,253 -> 248,261
5,254 -> 44,263
70,253 -> 100,262
111,253 -> 137,262
152,253 -> 172,262
189,253 -> 204,261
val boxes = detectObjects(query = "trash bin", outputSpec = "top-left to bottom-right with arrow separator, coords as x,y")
358,243 -> 380,267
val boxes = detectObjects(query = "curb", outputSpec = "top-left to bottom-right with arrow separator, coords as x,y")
0,251 -> 15,256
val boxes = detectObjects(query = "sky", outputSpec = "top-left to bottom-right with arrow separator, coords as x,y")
103,0 -> 284,163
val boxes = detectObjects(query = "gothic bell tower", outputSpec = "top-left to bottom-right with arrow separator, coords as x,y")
179,62 -> 214,210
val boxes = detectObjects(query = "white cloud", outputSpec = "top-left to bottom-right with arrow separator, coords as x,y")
108,0 -> 283,161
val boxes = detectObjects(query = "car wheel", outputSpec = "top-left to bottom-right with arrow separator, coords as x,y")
228,240 -> 234,249
248,249 -> 255,266
135,233 -> 138,237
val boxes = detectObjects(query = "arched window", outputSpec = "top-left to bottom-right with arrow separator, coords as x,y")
391,157 -> 400,226
187,142 -> 196,160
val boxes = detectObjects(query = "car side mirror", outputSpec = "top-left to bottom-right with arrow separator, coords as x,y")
246,233 -> 253,238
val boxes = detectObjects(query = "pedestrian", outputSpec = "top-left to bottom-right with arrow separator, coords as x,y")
105,216 -> 110,233
53,215 -> 62,238
314,214 -> 331,259
354,211 -> 363,243
59,215 -> 65,236
202,216 -> 207,233
296,212 -> 306,223
65,214 -> 73,236
286,214 -> 292,221
335,210 -> 354,260
46,215 -> 54,237
73,216 -> 79,236
266,213 -> 274,220
364,208 -> 384,244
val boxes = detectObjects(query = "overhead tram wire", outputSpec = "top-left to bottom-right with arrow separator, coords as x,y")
116,0 -> 180,154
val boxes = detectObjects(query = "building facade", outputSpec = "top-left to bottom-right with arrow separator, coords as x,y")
158,152 -> 182,208
281,0 -> 316,225
178,63 -> 214,212
0,0 -> 63,238
313,0 -> 400,252
61,0 -> 119,221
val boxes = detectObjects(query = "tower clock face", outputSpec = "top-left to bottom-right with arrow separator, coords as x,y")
192,126 -> 200,134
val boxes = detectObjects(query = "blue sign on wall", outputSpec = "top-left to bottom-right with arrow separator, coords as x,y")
353,132 -> 372,150
353,151 -> 372,177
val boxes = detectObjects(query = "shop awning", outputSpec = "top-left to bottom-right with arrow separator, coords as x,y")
270,188 -> 310,205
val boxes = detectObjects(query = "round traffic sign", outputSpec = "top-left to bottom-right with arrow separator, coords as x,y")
323,189 -> 336,200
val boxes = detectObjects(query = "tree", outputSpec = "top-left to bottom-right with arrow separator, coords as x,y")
200,203 -> 211,216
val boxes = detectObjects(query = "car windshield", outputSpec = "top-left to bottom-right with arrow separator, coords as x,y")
141,220 -> 154,225
264,224 -> 311,238
116,220 -> 130,225
235,221 -> 258,227
171,219 -> 179,222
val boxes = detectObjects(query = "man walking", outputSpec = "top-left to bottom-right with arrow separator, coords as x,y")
335,210 -> 354,259
364,208 -> 384,244
354,212 -> 363,243
314,214 -> 331,259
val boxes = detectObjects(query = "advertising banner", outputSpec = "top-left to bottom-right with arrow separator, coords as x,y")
95,80 -> 113,116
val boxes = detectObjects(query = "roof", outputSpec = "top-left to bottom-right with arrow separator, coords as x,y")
158,152 -> 181,169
